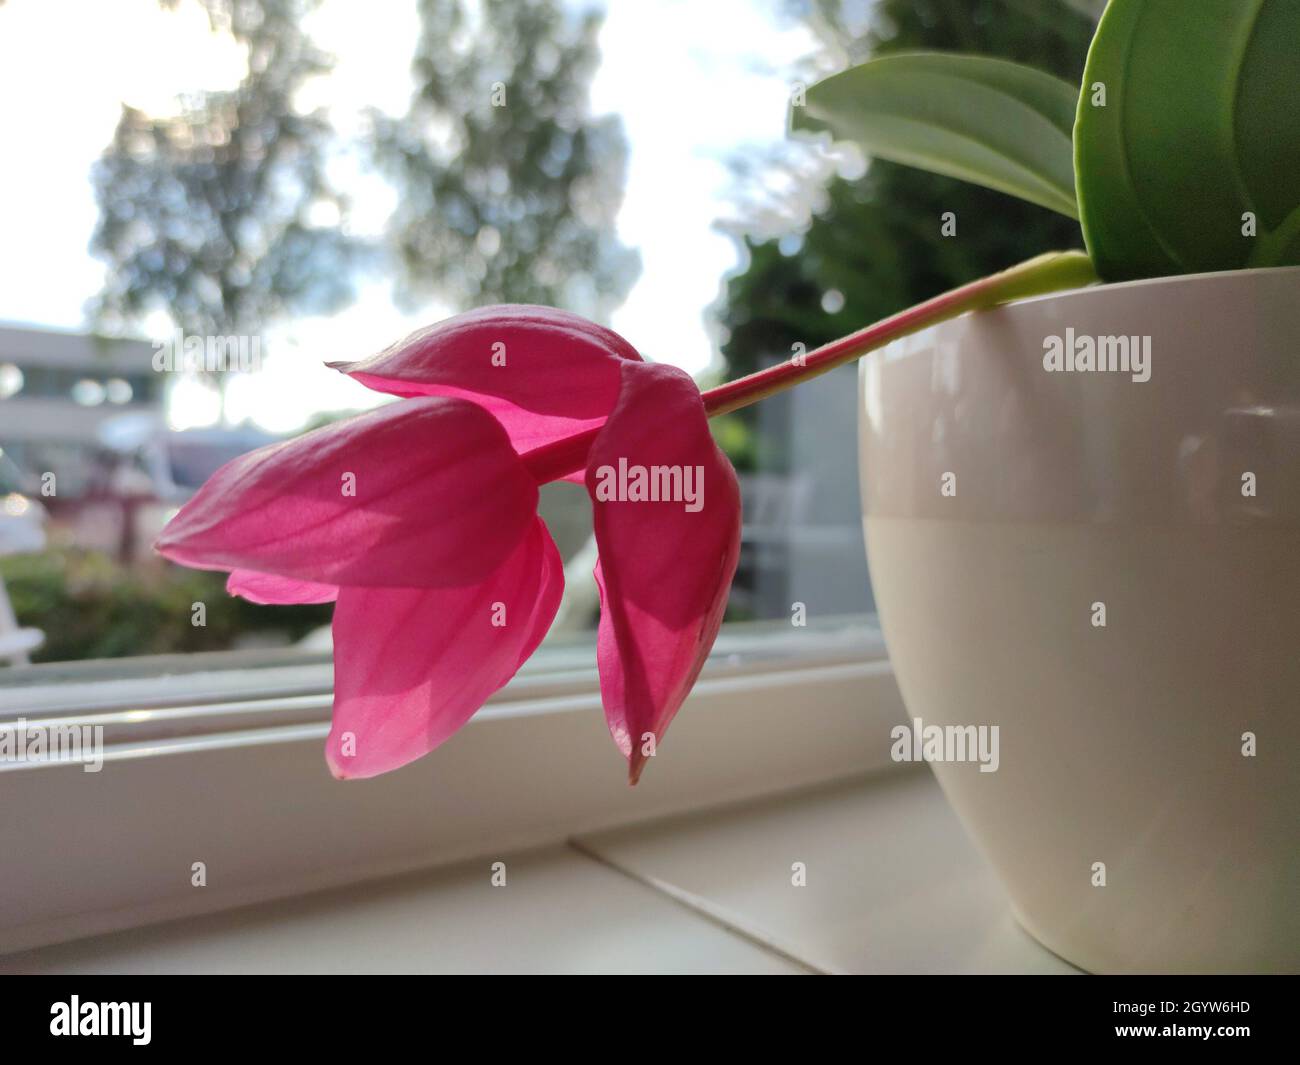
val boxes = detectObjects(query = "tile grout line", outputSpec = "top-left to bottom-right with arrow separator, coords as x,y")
565,836 -> 836,976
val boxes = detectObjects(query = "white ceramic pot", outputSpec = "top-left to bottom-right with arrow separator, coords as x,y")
859,266 -> 1300,974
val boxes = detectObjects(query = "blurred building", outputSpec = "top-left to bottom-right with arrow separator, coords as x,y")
739,362 -> 874,619
0,323 -> 163,498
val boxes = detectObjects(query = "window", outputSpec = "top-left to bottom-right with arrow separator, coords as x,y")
0,0 -> 1084,964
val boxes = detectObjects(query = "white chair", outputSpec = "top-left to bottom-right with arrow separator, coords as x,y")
0,498 -> 47,666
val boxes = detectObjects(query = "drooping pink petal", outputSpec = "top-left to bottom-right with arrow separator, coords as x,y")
585,361 -> 742,783
156,397 -> 538,589
227,570 -> 337,604
325,517 -> 564,779
329,306 -> 643,467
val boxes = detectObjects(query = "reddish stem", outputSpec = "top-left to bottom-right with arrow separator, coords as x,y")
520,251 -> 1095,484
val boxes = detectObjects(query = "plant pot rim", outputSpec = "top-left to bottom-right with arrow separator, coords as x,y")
1009,261 -> 1300,311
863,258 -> 1300,528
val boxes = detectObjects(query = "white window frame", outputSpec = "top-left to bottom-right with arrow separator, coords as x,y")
0,617 -> 904,954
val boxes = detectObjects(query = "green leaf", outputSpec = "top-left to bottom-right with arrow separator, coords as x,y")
791,52 -> 1081,220
1075,0 -> 1300,280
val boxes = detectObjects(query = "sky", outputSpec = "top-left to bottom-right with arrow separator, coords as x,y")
0,0 -> 830,433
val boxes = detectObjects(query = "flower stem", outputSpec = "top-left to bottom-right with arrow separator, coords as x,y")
521,251 -> 1096,483
701,250 -> 1097,416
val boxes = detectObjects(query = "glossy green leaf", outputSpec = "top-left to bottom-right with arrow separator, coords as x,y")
792,52 -> 1080,220
1076,0 -> 1300,280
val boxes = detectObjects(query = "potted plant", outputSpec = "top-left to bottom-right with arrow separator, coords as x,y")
156,0 -> 1296,974
793,0 -> 1300,973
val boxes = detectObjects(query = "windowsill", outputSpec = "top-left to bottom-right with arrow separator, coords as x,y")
0,614 -> 884,721
0,768 -> 1076,974
0,616 -> 906,955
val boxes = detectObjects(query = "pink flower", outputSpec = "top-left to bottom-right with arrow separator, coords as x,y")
156,307 -> 741,783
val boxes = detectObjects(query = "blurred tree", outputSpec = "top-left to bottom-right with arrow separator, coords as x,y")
714,0 -> 1097,469
91,0 -> 638,424
1060,0 -> 1106,18
372,0 -> 640,318
90,0 -> 352,415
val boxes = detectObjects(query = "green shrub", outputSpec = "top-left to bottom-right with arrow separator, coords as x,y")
0,549 -> 331,662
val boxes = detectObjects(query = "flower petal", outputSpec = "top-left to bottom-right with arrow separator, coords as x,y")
325,517 -> 564,779
330,305 -> 642,460
156,396 -> 538,588
227,570 -> 337,604
585,362 -> 742,783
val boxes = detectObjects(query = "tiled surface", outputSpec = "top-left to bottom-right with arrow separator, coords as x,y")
0,847 -> 804,975
575,768 -> 1078,974
0,768 -> 1074,974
